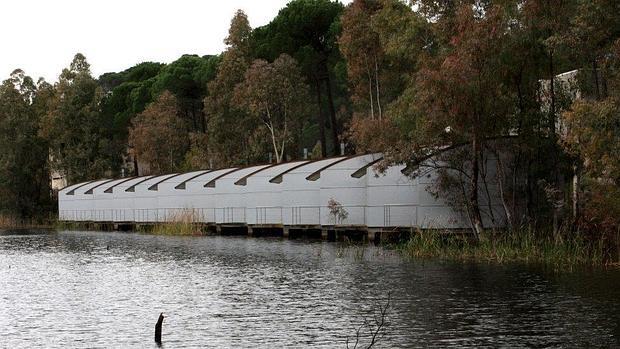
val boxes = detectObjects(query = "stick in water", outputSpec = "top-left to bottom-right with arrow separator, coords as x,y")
155,313 -> 165,344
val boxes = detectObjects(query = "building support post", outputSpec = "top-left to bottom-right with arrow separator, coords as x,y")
321,229 -> 329,240
368,228 -> 381,245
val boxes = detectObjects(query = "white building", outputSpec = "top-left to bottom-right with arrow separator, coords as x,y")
58,153 -> 506,230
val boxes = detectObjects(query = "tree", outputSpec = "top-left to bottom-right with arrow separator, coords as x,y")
99,61 -> 163,92
99,62 -> 165,175
226,9 -> 253,57
183,132 -> 211,170
0,70 -> 51,218
128,91 -> 189,175
205,10 -> 263,167
252,0 -> 345,156
340,0 -> 433,159
340,0 -> 383,121
233,54 -> 312,163
151,55 -> 218,132
561,0 -> 620,100
561,38 -> 620,232
40,53 -> 118,183
347,4 -> 517,238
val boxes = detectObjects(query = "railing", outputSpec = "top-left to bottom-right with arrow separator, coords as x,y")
58,204 -> 420,227
255,206 -> 283,225
383,204 -> 418,227
291,206 -> 320,225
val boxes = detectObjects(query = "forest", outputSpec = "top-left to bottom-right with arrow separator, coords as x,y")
0,0 -> 618,239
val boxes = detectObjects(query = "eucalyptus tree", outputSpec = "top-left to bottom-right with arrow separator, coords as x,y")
205,10 -> 264,167
252,0 -> 345,156
41,53 -> 118,183
128,91 -> 189,175
0,70 -> 51,217
233,54 -> 312,163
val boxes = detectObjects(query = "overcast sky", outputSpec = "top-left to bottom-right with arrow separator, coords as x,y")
0,0 -> 348,83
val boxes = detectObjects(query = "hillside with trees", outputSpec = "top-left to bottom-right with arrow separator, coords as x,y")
0,0 -> 618,239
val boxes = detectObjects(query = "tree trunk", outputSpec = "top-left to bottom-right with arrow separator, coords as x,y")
277,141 -> 285,163
269,128 -> 281,163
133,155 -> 139,176
367,63 -> 374,120
572,162 -> 580,226
549,50 -> 556,134
470,134 -> 484,240
478,150 -> 496,226
374,54 -> 382,120
592,58 -> 601,101
198,101 -> 206,133
495,151 -> 513,230
264,109 -> 282,164
525,162 -> 532,222
324,74 -> 339,156
315,79 -> 327,157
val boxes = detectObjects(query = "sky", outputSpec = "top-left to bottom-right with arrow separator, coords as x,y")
0,0 -> 348,83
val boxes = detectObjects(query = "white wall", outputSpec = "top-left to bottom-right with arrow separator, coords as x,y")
58,152 -> 507,229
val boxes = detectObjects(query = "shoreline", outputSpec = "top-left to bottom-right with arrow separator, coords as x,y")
0,215 -> 55,231
49,220 -> 620,268
3,210 -> 616,268
398,229 -> 620,268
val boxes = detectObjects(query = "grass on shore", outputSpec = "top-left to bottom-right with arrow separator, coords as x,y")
141,210 -> 205,236
400,228 -> 618,267
0,214 -> 55,230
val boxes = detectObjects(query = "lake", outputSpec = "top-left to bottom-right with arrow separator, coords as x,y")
0,230 -> 618,348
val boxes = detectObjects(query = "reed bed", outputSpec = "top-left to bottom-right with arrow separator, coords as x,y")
400,228 -> 617,267
0,214 -> 55,230
147,210 -> 205,236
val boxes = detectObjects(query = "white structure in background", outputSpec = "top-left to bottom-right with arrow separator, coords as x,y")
58,153 -> 505,230
50,169 -> 67,191
539,69 -> 581,136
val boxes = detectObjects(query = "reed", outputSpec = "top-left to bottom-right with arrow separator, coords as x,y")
0,213 -> 55,230
148,209 -> 204,236
400,227 -> 615,267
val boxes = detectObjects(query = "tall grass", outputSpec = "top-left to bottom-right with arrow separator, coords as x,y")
400,227 -> 616,267
148,209 -> 204,236
0,213 -> 55,230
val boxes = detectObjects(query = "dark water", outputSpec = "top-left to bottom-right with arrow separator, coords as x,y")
0,231 -> 618,348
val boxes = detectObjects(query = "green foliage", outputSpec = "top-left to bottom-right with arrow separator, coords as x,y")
233,54 -> 313,163
252,0 -> 343,63
0,70 -> 52,217
1,0 -> 619,238
252,0 -> 346,156
561,40 -> 620,232
128,91 -> 189,175
150,54 -> 215,132
41,54 -> 119,183
344,0 -> 620,236
99,62 -> 163,92
204,10 -> 263,167
401,228 -> 612,267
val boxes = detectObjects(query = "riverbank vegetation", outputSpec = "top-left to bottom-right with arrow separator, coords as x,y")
401,229 -> 618,267
146,222 -> 203,236
0,0 -> 618,256
0,214 -> 55,230
146,211 -> 205,236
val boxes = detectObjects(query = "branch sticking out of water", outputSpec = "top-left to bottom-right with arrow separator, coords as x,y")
155,313 -> 165,345
346,292 -> 391,349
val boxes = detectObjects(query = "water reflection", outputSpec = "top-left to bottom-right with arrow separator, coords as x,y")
0,231 -> 618,348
